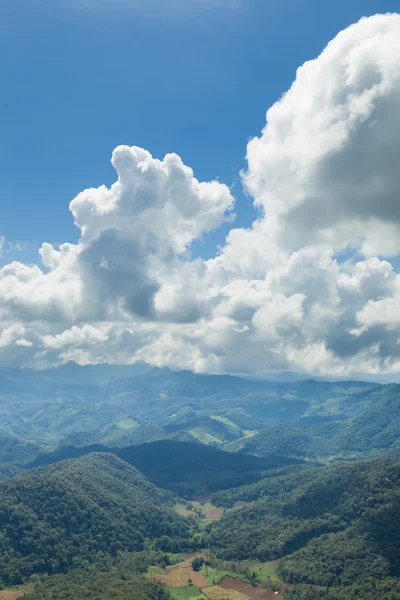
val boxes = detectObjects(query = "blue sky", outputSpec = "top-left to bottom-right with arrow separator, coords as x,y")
1,3 -> 400,377
1,0 -> 399,262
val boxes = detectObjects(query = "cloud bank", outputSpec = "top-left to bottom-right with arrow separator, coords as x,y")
2,13 -> 400,379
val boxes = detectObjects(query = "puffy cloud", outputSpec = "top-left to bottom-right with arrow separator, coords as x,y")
244,13 -> 400,257
2,14 -> 400,380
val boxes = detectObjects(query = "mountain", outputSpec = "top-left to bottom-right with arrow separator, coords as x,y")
26,439 -> 303,497
0,363 -> 392,458
236,383 -> 400,461
117,440 -> 303,496
205,458 -> 400,599
0,433 -> 41,465
0,453 -> 191,585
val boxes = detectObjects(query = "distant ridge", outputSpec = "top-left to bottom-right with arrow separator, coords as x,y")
26,439 -> 305,497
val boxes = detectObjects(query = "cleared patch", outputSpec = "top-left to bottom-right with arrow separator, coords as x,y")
175,503 -> 195,517
149,555 -> 209,589
219,578 -> 284,600
0,592 -> 24,600
203,585 -> 249,599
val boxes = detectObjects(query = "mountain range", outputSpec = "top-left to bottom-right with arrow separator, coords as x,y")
0,363 -> 399,464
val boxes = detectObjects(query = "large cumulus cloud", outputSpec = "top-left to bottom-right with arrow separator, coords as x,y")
244,13 -> 400,256
2,13 -> 400,379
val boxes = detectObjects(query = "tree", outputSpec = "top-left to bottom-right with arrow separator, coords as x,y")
192,557 -> 205,572
250,571 -> 258,587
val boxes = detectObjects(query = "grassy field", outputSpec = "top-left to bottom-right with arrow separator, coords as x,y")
148,554 -> 283,600
203,586 -> 248,600
175,500 -> 224,530
242,561 -> 282,583
170,586 -> 207,599
202,560 -> 281,586
202,565 -> 241,585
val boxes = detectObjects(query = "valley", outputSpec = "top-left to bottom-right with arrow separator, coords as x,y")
0,365 -> 398,599
1,364 -> 399,465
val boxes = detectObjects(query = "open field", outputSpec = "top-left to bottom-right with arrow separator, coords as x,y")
219,577 -> 284,600
170,585 -> 207,599
200,503 -> 224,521
241,562 -> 282,583
175,501 -> 224,523
175,503 -> 194,517
148,555 -> 210,588
149,554 -> 289,600
203,585 -> 249,599
0,591 -> 24,600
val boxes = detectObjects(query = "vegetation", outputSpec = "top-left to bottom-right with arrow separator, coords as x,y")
0,453 -> 194,585
117,441 -> 301,496
169,586 -> 205,599
23,551 -> 171,599
192,557 -> 205,571
237,384 -> 400,461
0,462 -> 22,482
205,459 -> 400,599
284,578 -> 400,600
0,365 -> 399,599
1,364 -> 394,458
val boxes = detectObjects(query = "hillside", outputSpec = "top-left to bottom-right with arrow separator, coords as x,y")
205,459 -> 400,599
27,440 -> 303,497
117,440 -> 304,496
234,384 -> 400,461
0,364 -> 389,456
23,552 -> 171,600
0,453 -> 192,585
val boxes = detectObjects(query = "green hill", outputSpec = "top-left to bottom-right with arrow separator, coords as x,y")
0,453 -> 192,585
23,552 -> 170,600
206,459 -> 400,599
236,384 -> 400,461
117,440 -> 303,496
26,440 -> 303,497
0,364 -> 385,452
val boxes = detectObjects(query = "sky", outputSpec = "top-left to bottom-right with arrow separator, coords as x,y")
1,0 -> 400,380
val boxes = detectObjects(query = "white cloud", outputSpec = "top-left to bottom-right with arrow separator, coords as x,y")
244,13 -> 400,257
2,14 -> 400,380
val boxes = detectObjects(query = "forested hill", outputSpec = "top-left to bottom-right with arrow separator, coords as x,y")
206,458 -> 400,599
0,363 -> 387,455
0,453 -> 191,585
27,440 -> 303,497
236,383 -> 400,460
117,440 -> 303,495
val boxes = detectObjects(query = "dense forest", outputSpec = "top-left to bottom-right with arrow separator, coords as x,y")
23,552 -> 171,600
0,363 -> 399,599
117,440 -> 302,495
238,385 -> 400,460
26,440 -> 302,497
0,442 -> 397,598
0,453 -> 194,585
205,459 -> 400,599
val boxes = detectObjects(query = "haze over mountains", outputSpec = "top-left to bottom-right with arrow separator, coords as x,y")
0,363 -> 399,467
